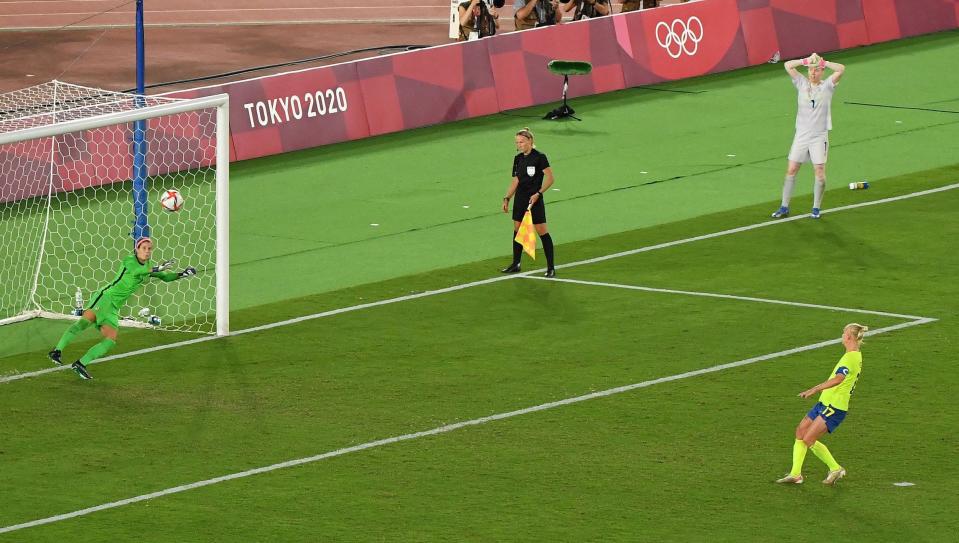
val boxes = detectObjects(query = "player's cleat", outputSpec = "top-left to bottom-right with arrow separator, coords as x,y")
811,207 -> 821,219
823,467 -> 846,485
776,474 -> 804,484
771,206 -> 790,218
48,349 -> 63,366
501,262 -> 521,273
71,361 -> 92,380
544,268 -> 556,278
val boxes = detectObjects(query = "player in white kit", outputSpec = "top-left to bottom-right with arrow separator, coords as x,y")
771,53 -> 846,219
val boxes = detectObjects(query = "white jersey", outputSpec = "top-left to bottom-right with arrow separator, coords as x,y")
792,74 -> 837,139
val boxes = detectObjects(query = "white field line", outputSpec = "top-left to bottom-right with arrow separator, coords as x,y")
554,183 -> 959,271
0,317 -> 933,535
2,183 -> 954,384
524,277 -> 931,321
0,272 -> 529,383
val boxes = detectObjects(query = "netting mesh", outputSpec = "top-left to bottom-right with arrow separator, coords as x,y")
0,81 -> 183,133
0,81 -> 221,334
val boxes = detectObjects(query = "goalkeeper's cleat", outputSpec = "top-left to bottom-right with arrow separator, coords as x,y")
771,206 -> 790,218
501,262 -> 521,273
776,474 -> 804,484
823,467 -> 846,485
71,361 -> 92,380
48,349 -> 63,366
811,207 -> 821,219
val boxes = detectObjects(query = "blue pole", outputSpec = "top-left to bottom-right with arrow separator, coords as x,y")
132,0 -> 149,245
136,0 -> 145,96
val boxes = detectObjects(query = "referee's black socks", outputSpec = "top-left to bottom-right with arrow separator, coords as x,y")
541,233 -> 554,270
512,231 -> 523,265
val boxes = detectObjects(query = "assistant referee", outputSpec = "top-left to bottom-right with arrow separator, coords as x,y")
501,127 -> 556,277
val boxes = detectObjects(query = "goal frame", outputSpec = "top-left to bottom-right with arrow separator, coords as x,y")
0,92 -> 231,336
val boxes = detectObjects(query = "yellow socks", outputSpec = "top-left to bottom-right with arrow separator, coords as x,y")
790,439 -> 808,476
810,440 -> 841,471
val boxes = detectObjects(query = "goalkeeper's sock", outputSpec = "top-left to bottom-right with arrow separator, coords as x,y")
781,174 -> 796,208
541,233 -> 555,269
810,440 -> 841,471
55,318 -> 92,351
79,338 -> 116,365
512,231 -> 522,264
790,439 -> 808,477
813,177 -> 826,209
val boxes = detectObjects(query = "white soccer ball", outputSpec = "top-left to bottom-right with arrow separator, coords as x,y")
160,189 -> 184,212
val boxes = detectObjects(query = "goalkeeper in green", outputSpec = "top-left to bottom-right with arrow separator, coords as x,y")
48,237 -> 196,379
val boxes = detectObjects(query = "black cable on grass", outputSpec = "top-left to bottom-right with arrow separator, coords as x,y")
633,86 -> 706,94
844,101 -> 959,114
497,111 -> 545,119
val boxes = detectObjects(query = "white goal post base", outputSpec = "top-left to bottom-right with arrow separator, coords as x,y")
0,310 -> 158,330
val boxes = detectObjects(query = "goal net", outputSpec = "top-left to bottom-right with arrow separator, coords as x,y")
0,81 -> 229,335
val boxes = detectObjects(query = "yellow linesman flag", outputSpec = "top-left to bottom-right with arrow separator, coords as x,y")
514,209 -> 536,260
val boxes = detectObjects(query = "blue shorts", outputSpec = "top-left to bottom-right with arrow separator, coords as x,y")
807,402 -> 847,433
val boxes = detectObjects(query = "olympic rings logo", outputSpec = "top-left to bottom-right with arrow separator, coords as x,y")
655,16 -> 704,58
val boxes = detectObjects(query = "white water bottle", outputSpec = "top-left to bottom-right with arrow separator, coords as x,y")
73,288 -> 83,316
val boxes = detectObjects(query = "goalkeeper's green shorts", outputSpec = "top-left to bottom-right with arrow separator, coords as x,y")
86,291 -> 120,330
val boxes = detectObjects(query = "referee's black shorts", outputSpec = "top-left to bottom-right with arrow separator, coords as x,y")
512,191 -> 547,224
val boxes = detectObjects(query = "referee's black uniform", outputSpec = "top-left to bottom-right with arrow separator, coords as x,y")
505,148 -> 555,275
511,148 -> 550,223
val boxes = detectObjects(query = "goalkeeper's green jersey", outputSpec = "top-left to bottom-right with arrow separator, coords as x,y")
818,351 -> 862,411
95,254 -> 178,307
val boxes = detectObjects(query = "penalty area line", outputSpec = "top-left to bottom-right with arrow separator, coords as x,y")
525,276 -> 933,321
0,317 -> 932,535
2,182 -> 954,384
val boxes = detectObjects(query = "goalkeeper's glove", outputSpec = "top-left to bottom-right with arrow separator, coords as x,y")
151,259 -> 176,273
178,266 -> 197,279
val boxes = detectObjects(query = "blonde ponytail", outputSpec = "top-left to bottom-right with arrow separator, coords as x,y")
844,323 -> 869,343
516,127 -> 536,147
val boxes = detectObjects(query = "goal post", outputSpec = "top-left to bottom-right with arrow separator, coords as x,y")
0,81 -> 229,336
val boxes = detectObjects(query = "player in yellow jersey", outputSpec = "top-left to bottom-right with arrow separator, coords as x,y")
776,323 -> 868,485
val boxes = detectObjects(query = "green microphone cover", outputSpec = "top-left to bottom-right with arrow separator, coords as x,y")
547,60 -> 593,76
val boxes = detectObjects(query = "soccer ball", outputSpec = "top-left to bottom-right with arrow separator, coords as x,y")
160,189 -> 184,212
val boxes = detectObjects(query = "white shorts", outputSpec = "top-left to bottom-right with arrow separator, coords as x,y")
788,135 -> 829,164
